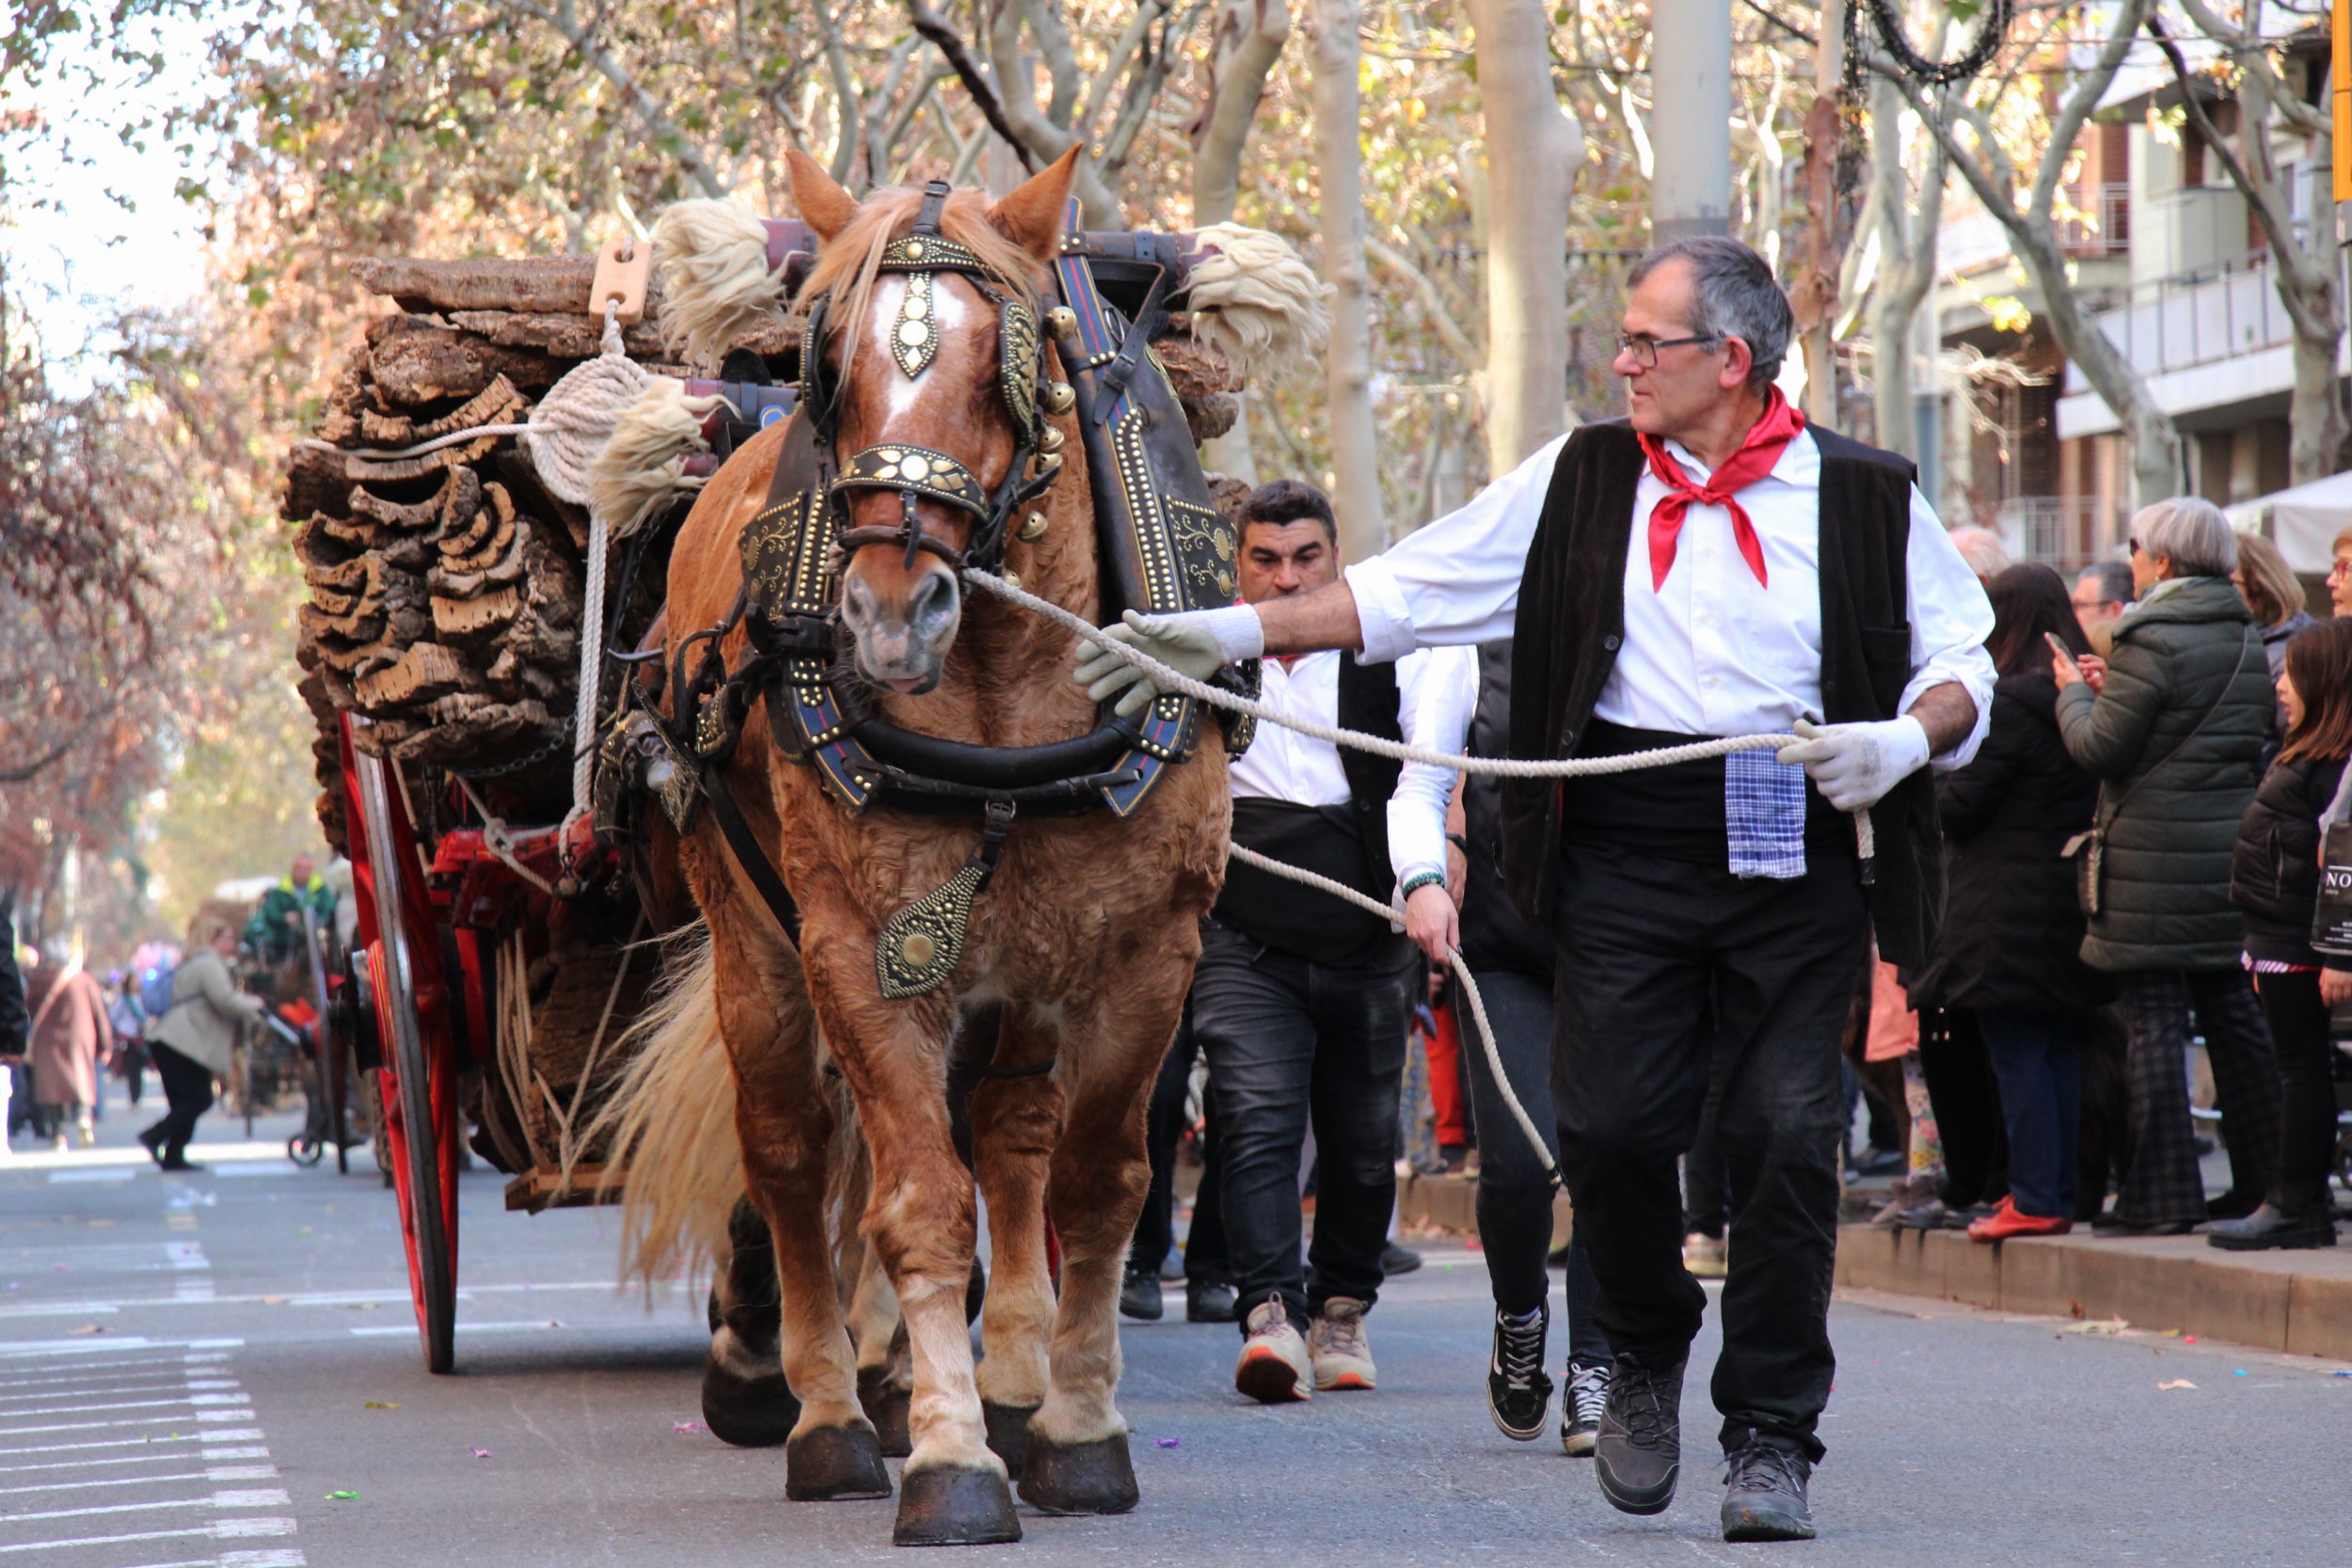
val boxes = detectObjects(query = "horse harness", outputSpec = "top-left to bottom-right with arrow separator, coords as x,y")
597,187 -> 1256,1000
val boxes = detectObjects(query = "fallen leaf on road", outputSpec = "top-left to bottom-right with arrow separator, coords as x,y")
2157,1380 -> 2196,1390
2067,1319 -> 2127,1335
326,1491 -> 358,1500
262,1296 -> 288,1305
363,1402 -> 400,1410
1152,1437 -> 1179,1449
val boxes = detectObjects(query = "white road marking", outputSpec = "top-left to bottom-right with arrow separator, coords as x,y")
0,1464 -> 276,1495
0,1487 -> 291,1523
0,1517 -> 296,1553
2,1394 -> 249,1419
349,1319 -> 560,1335
1,1336 -> 239,1358
45,1169 -> 136,1184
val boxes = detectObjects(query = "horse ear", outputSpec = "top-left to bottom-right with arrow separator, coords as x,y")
787,150 -> 860,243
986,147 -> 1081,264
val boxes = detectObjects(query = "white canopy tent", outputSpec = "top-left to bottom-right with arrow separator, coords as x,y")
2226,470 -> 2352,574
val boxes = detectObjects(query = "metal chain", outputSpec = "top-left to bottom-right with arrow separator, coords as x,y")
443,717 -> 576,780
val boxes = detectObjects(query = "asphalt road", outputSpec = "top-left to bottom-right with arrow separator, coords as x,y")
6,1103 -> 2351,1568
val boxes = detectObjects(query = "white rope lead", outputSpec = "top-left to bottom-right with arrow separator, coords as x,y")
960,567 -> 1875,863
1227,844 -> 1559,1190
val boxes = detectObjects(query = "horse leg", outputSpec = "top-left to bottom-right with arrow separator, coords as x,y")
849,1255 -> 914,1457
701,1196 -> 802,1447
802,928 -> 1017,1548
1018,989 -> 1181,1516
967,1006 -> 1066,1477
702,908 -> 889,1502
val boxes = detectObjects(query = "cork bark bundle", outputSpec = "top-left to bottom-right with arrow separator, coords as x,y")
291,253 -> 1251,854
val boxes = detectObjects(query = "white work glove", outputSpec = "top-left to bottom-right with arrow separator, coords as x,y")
1072,605 -> 1264,719
1775,715 -> 1931,813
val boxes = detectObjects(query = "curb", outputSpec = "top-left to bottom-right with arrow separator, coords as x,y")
1395,1170 -> 1573,1249
1834,1224 -> 2352,1360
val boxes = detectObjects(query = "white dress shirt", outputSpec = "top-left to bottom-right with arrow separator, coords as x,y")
1228,645 -> 1477,891
1344,428 -> 1996,768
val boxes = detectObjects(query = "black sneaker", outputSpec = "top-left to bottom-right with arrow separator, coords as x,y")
1485,1305 -> 1552,1441
1119,1266 -> 1164,1322
1185,1280 -> 1238,1323
1380,1241 -> 1422,1276
1593,1353 -> 1684,1515
1721,1436 -> 1815,1542
1560,1358 -> 1611,1457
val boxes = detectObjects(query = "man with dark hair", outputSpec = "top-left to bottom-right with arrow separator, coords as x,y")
1191,478 -> 1476,1405
2073,560 -> 2134,653
1079,236 -> 1994,1541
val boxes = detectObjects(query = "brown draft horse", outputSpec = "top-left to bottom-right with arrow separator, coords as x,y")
657,148 -> 1229,1544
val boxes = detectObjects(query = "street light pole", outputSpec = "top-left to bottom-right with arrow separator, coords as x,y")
1649,0 -> 1731,243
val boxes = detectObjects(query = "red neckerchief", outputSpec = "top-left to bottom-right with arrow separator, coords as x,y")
1637,390 -> 1805,592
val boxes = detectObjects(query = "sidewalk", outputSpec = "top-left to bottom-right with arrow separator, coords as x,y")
1835,1223 -> 2352,1360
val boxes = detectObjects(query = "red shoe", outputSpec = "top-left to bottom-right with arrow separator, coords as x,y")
1968,1198 -> 2072,1242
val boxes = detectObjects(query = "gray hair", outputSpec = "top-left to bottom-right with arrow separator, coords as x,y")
2135,497 -> 2238,578
1628,236 -> 1794,396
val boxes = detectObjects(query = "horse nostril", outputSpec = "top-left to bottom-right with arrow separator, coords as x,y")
908,571 -> 959,639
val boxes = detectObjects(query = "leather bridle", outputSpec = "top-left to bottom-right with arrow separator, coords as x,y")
800,181 -> 1071,577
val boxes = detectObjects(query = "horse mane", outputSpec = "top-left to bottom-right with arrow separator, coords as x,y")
799,184 -> 1051,376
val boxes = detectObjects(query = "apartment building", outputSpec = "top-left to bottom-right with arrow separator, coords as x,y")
1917,28 -> 2340,569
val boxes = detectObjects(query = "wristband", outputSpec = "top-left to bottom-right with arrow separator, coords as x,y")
1400,871 -> 1447,899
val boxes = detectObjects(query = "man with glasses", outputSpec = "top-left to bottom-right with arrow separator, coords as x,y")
2328,527 -> 2352,619
1076,236 -> 1994,1544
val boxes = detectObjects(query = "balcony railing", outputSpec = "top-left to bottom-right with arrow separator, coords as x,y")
2066,242 -> 2350,390
1995,496 -> 2125,570
2057,182 -> 2131,259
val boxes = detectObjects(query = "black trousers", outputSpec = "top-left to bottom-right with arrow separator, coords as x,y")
144,1043 -> 215,1160
1129,1006 -> 1231,1284
1460,966 -> 1610,1366
1193,922 -> 1416,1331
1551,841 -> 1867,1464
1916,1007 -> 2010,1209
2252,970 -> 2338,1214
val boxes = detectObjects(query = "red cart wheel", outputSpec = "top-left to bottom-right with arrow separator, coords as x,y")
344,721 -> 460,1375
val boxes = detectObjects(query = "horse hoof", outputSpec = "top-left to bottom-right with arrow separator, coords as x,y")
980,1402 -> 1037,1474
784,1424 -> 892,1501
892,1465 -> 1021,1546
1019,1432 -> 1139,1516
857,1367 -> 914,1458
701,1362 -> 800,1449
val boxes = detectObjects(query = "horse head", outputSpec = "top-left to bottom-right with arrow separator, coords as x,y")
786,148 -> 1079,695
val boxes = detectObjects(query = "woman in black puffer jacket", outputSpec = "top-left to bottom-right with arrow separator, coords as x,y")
1914,565 -> 2115,1240
2216,618 -> 2352,1250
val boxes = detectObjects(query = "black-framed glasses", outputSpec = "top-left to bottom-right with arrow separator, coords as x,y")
1614,330 -> 1720,368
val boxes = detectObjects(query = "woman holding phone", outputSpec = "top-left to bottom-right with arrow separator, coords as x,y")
2052,499 -> 2279,1235
2216,617 -> 2352,1249
1910,564 -> 2111,1239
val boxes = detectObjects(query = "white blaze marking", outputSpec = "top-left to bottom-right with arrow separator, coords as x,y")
871,275 -> 975,420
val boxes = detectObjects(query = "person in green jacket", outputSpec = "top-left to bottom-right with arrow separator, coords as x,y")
245,854 -> 336,965
2050,498 -> 2280,1236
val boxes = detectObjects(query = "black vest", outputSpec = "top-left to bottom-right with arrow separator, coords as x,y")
1214,653 -> 1408,968
1499,420 -> 1944,965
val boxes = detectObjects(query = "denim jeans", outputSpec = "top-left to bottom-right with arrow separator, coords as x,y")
1975,1008 -> 2082,1219
1192,920 -> 1416,1332
1129,1006 -> 1230,1284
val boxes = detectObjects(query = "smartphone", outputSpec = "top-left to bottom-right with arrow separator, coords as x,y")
2043,631 -> 2075,664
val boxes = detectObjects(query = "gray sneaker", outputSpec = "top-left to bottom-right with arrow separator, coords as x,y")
1720,1437 -> 1815,1542
1593,1353 -> 1683,1515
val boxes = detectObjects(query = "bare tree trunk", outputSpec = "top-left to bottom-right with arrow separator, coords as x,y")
1867,75 -> 1946,459
1191,0 -> 1291,482
1466,0 -> 1582,470
1308,0 -> 1384,555
1793,0 -> 1848,424
2164,0 -> 2344,483
1879,0 -> 2181,506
